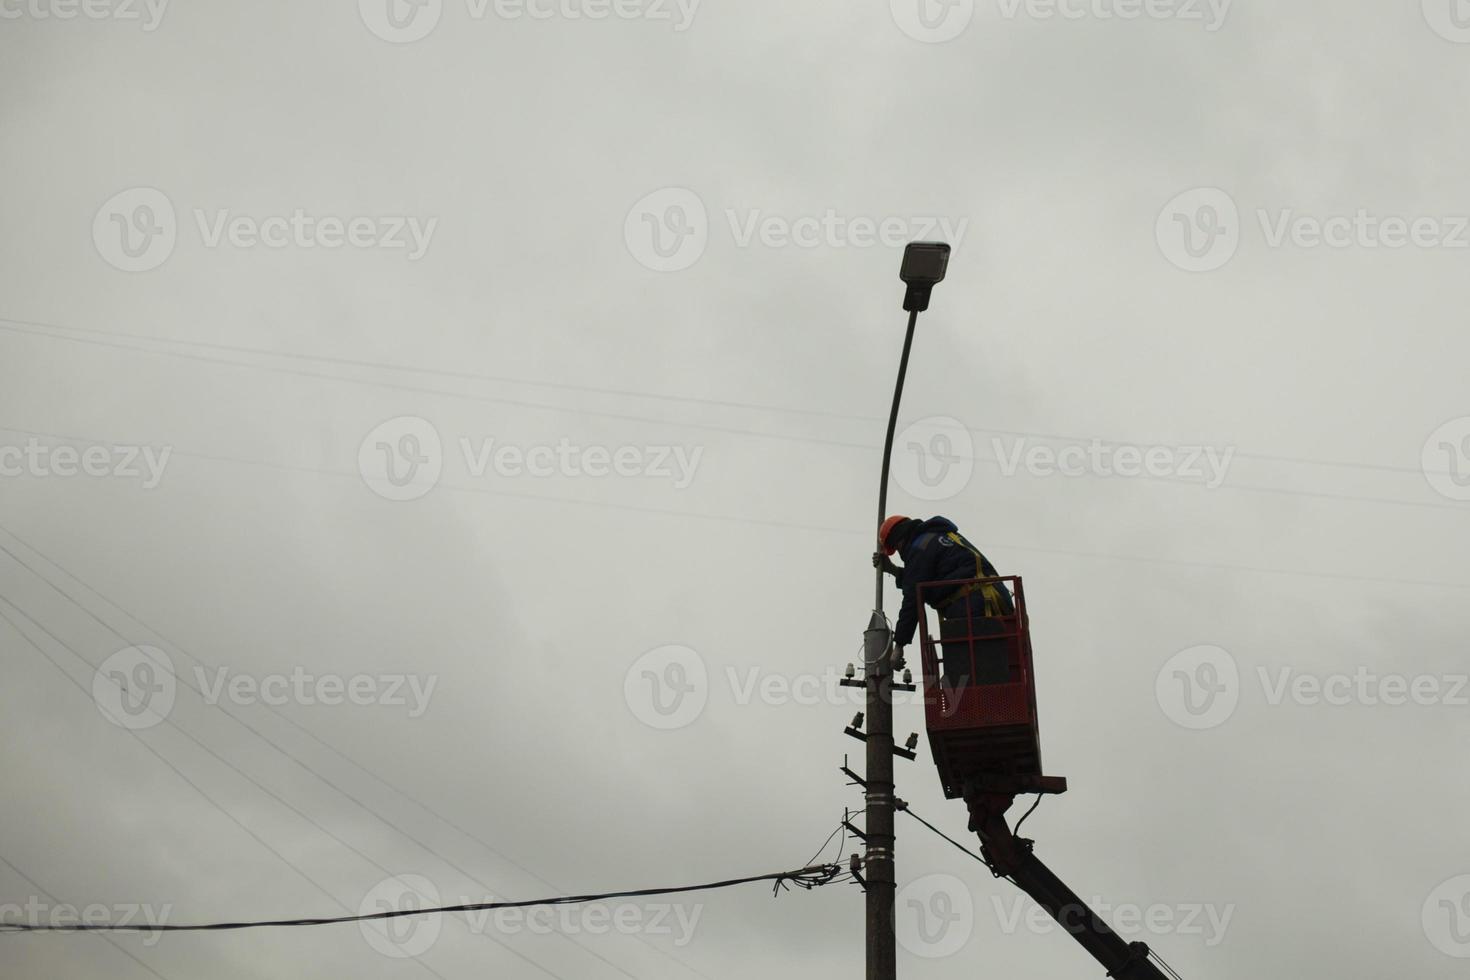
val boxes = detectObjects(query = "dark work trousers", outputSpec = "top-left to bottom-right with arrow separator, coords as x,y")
938,590 -> 1012,688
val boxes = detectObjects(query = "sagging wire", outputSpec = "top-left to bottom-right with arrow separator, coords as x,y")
0,865 -> 844,934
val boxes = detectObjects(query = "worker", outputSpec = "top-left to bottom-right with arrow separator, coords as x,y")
873,515 -> 1014,682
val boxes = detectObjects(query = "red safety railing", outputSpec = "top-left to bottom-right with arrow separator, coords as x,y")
916,575 -> 1044,798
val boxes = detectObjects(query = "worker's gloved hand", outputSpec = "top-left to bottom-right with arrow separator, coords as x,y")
890,645 -> 907,672
872,551 -> 899,577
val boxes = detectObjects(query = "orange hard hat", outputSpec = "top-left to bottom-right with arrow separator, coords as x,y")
879,515 -> 910,555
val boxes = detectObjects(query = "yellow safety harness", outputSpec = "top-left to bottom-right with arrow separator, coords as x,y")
941,532 -> 1007,617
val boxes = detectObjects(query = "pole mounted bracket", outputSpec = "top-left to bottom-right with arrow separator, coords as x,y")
839,673 -> 916,693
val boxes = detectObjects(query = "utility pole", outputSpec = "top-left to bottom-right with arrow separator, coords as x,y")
863,243 -> 950,980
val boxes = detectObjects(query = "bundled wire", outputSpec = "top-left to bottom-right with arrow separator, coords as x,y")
0,864 -> 842,934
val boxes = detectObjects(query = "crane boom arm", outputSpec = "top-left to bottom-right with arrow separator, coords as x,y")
967,786 -> 1174,980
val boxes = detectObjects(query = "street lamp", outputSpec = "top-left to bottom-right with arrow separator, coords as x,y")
862,240 -> 951,980
899,241 -> 951,312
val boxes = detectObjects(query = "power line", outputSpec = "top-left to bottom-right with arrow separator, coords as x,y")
0,855 -> 172,980
0,316 -> 858,421
2,319 -> 1466,516
0,313 -> 1456,488
0,526 -> 715,979
0,545 -> 663,980
0,529 -> 710,980
0,596 -> 456,980
803,809 -> 864,869
0,528 -> 705,980
0,864 -> 844,934
895,802 -> 988,869
1,426 -> 1465,591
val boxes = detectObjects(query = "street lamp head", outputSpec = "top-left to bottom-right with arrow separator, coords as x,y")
899,241 -> 950,312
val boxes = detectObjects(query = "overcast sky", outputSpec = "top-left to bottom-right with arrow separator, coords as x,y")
2,1 -> 1469,977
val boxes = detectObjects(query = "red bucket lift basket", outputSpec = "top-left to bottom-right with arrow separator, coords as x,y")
917,575 -> 1044,799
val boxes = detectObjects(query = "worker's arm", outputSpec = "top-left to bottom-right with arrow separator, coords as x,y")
892,537 -> 940,647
